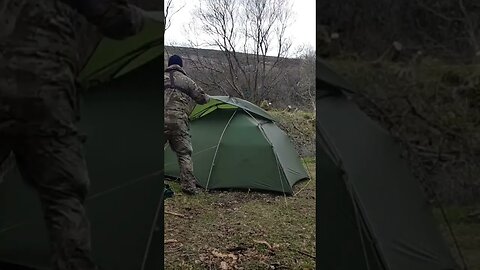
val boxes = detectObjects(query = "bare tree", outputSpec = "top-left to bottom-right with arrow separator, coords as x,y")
415,0 -> 480,61
292,45 -> 316,111
164,0 -> 185,32
188,0 -> 294,104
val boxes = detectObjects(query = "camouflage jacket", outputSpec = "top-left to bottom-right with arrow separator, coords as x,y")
164,65 -> 209,120
0,0 -> 144,135
0,0 -> 144,73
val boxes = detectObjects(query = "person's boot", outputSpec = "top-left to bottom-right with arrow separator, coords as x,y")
181,180 -> 198,195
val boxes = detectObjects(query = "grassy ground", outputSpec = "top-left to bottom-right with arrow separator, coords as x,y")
435,206 -> 480,270
164,159 -> 480,270
164,158 -> 316,270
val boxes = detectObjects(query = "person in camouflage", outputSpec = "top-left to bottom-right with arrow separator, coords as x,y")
164,55 -> 210,195
0,0 -> 145,269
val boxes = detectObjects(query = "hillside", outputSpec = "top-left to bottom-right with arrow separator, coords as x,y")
164,46 -> 314,110
324,59 -> 480,205
165,46 -> 302,65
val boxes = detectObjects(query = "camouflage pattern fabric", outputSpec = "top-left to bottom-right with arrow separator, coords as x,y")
0,134 -> 95,269
0,0 -> 144,269
164,115 -> 197,193
164,64 -> 209,194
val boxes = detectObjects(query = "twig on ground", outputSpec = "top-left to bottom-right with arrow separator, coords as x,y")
253,240 -> 273,249
288,247 -> 315,259
165,211 -> 186,218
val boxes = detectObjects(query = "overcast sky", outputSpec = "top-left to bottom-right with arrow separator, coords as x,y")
164,0 -> 315,56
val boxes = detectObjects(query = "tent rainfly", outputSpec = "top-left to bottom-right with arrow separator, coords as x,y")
164,96 -> 309,194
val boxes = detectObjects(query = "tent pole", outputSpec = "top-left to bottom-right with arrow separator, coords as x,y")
271,147 -> 288,205
352,193 -> 376,270
205,110 -> 237,190
140,189 -> 164,270
428,186 -> 469,270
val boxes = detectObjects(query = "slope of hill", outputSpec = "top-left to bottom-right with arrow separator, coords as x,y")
164,46 -> 314,110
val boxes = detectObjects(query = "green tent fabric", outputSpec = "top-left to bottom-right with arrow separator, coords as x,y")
190,95 -> 274,121
164,96 -> 308,194
316,61 -> 459,270
0,18 -> 164,270
316,58 -> 355,92
78,11 -> 162,86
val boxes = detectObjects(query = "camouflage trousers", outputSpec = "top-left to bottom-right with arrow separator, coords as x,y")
0,133 -> 97,270
164,113 -> 196,188
0,49 -> 97,269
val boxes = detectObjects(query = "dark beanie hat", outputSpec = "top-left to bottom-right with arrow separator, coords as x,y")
168,55 -> 183,67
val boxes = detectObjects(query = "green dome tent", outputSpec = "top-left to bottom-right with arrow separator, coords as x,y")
164,96 -> 308,194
